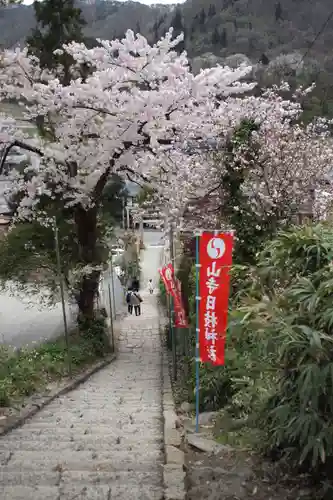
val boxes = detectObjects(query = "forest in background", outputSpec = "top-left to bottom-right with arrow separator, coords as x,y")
1,0 -> 333,120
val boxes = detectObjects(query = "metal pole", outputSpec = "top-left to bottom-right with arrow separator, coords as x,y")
53,218 -> 72,378
107,282 -> 115,351
195,234 -> 200,432
169,225 -> 177,381
122,198 -> 125,229
126,206 -> 130,230
167,293 -> 172,349
109,258 -> 116,319
139,219 -> 144,247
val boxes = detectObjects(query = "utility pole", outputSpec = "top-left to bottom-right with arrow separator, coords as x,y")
107,279 -> 115,352
169,224 -> 177,381
126,206 -> 130,230
109,258 -> 117,318
53,217 -> 72,377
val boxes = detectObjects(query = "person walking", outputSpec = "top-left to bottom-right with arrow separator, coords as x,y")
131,289 -> 142,316
132,276 -> 139,292
126,288 -> 133,315
148,279 -> 154,294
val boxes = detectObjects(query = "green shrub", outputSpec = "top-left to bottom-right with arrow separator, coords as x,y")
78,313 -> 111,357
0,320 -> 110,407
190,362 -> 235,411
257,223 -> 333,289
231,224 -> 333,481
159,278 -> 167,307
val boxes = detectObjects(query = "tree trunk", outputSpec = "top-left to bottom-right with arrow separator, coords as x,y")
77,272 -> 99,320
74,206 -> 101,321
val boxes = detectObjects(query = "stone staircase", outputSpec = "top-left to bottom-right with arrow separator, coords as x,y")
0,292 -> 164,500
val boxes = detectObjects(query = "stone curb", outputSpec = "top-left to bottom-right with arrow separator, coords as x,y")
162,348 -> 186,500
0,352 -> 116,438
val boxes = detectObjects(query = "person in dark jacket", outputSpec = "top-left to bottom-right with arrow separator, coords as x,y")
131,290 -> 142,316
126,287 -> 133,314
131,277 -> 139,292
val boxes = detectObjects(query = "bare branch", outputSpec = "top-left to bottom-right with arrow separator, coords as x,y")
0,140 -> 43,175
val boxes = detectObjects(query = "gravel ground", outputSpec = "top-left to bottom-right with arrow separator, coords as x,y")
185,445 -> 313,500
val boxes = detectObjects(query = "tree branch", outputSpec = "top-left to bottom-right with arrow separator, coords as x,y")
0,140 -> 44,176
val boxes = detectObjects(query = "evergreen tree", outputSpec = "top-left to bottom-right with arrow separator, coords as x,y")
275,1 -> 282,21
136,21 -> 141,34
190,23 -> 195,40
212,26 -> 220,46
208,4 -> 216,17
212,26 -> 227,48
260,53 -> 269,65
152,15 -> 166,44
27,0 -> 86,86
171,7 -> 185,53
152,20 -> 159,43
221,27 -> 227,47
172,6 -> 184,34
199,8 -> 206,27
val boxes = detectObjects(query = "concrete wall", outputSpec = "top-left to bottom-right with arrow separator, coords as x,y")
98,269 -> 125,319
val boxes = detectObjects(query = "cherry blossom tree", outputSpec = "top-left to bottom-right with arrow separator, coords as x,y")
1,29 -> 333,321
141,84 -> 333,263
219,89 -> 333,238
0,29 -> 255,320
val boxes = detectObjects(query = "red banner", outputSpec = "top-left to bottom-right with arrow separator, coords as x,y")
198,232 -> 234,365
159,264 -> 188,328
174,278 -> 188,328
159,264 -> 177,299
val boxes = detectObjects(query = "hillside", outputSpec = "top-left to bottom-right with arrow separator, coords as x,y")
0,0 -> 332,66
182,0 -> 333,61
0,1 -> 170,48
1,0 -> 333,119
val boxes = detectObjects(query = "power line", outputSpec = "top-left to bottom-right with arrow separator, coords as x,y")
298,8 -> 333,67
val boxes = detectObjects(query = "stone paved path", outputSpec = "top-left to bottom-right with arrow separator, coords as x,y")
0,242 -> 164,500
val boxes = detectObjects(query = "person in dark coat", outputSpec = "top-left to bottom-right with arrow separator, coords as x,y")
126,287 -> 133,314
131,290 -> 142,316
131,277 -> 139,292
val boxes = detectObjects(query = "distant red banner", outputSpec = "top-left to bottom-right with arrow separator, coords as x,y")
174,278 -> 188,328
159,264 -> 176,298
199,232 -> 234,365
159,264 -> 188,328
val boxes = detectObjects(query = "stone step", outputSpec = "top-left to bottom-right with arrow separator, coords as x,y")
21,418 -> 162,430
61,468 -> 162,485
1,486 -> 59,500
44,396 -> 162,407
51,400 -> 162,410
4,428 -> 161,443
1,435 -> 163,452
0,466 -> 163,487
26,414 -> 163,425
6,449 -> 163,470
24,415 -> 161,426
29,405 -> 162,420
0,468 -> 60,487
59,483 -> 163,500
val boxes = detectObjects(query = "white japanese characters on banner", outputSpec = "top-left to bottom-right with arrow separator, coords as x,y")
199,232 -> 234,365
